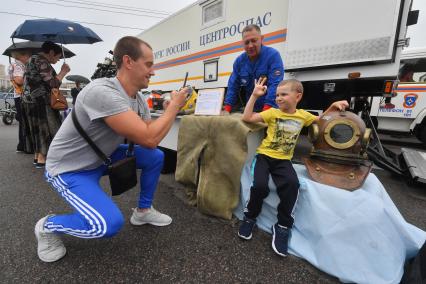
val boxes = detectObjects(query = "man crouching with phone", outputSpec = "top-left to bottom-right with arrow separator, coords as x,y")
34,36 -> 189,262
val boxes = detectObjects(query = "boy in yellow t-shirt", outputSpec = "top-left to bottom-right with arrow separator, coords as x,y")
239,78 -> 348,257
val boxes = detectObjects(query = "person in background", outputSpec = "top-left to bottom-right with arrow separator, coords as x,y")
8,49 -> 32,153
24,41 -> 70,168
34,36 -> 188,262
399,63 -> 415,82
223,24 -> 284,113
71,81 -> 81,105
239,78 -> 348,257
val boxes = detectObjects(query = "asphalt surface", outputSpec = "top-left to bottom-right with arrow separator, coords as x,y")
1,121 -> 425,283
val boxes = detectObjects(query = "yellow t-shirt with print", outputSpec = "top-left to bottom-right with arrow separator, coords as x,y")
257,108 -> 316,160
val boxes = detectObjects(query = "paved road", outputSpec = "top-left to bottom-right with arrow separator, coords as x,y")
1,122 -> 425,283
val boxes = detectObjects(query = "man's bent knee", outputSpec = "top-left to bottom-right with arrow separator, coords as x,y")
103,213 -> 125,238
153,149 -> 165,165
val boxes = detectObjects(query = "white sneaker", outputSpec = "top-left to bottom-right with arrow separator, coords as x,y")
34,216 -> 66,262
130,207 -> 172,226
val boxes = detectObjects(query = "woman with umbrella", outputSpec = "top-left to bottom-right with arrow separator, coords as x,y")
11,18 -> 102,168
8,48 -> 32,154
4,41 -> 75,163
25,41 -> 71,168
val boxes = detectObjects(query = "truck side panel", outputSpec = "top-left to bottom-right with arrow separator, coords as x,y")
139,0 -> 409,91
139,0 -> 288,91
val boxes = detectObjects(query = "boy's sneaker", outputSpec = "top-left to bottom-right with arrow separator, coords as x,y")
271,223 -> 290,257
34,216 -> 66,262
238,217 -> 256,240
130,207 -> 172,226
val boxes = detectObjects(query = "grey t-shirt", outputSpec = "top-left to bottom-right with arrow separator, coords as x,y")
46,77 -> 140,176
131,92 -> 151,121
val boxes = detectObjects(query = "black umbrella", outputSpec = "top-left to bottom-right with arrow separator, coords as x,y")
11,18 -> 102,62
11,19 -> 102,44
2,41 -> 75,58
66,75 -> 90,84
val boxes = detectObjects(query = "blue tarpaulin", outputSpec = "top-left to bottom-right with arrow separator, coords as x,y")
235,163 -> 426,284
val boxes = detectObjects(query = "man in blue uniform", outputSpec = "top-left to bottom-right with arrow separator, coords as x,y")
223,24 -> 284,113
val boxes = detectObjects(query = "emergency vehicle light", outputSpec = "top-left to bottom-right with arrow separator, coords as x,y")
348,72 -> 361,79
383,80 -> 395,94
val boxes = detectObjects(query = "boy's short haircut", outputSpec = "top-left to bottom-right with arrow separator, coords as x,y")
278,79 -> 304,94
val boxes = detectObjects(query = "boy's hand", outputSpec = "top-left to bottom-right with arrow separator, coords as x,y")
332,100 -> 349,111
320,100 -> 350,121
252,77 -> 268,98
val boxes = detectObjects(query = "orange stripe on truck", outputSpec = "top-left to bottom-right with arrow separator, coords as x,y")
153,29 -> 287,71
149,72 -> 232,86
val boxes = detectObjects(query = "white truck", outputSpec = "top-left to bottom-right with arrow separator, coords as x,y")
138,0 -> 426,182
370,47 -> 426,144
139,0 -> 417,109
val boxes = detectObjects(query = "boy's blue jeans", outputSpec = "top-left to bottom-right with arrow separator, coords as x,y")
245,154 -> 299,228
43,144 -> 164,238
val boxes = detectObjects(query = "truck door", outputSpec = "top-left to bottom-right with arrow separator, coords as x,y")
371,53 -> 426,135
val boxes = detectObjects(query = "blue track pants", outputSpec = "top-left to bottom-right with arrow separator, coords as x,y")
43,144 -> 164,238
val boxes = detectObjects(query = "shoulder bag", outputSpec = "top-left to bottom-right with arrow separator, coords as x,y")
71,108 -> 137,196
51,88 -> 68,110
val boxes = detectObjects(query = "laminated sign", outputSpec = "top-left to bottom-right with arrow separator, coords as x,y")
194,88 -> 225,116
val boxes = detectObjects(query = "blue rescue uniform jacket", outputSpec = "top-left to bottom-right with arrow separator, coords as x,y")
224,45 -> 284,111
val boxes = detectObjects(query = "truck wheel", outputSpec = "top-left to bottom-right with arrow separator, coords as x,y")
414,121 -> 426,145
2,114 -> 14,125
